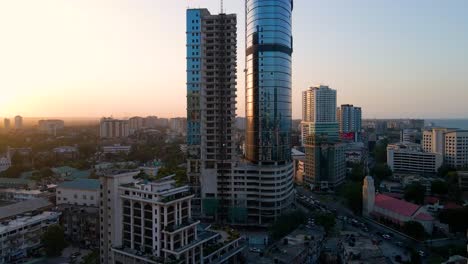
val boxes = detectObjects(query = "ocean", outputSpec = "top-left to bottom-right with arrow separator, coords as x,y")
426,119 -> 468,130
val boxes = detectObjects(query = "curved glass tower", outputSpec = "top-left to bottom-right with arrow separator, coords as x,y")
245,0 -> 293,163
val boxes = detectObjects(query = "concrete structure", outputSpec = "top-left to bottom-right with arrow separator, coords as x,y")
0,211 -> 61,263
387,142 -> 443,174
304,135 -> 346,190
363,176 -> 434,233
444,130 -> 468,168
0,156 -> 11,173
186,8 -> 238,220
53,146 -> 78,160
129,116 -> 145,134
100,118 -> 130,139
103,144 -> 132,155
337,104 -> 362,142
401,128 -> 420,143
38,119 -> 65,135
339,231 -> 387,264
14,115 -> 22,130
3,118 -> 10,131
301,85 -> 339,144
56,179 -> 100,207
0,189 -> 44,201
0,178 -> 36,189
422,127 -> 454,154
99,172 -> 245,264
292,149 -> 305,184
0,198 -> 52,221
169,118 -> 187,135
458,171 -> 468,191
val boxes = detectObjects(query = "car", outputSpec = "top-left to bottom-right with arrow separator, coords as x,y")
382,234 -> 391,240
249,248 -> 261,253
71,252 -> 81,257
418,250 -> 425,257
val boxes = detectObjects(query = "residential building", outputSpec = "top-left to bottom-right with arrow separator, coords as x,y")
444,130 -> 468,168
458,171 -> 468,191
422,127 -> 454,154
53,146 -> 79,160
99,172 -> 245,264
186,8 -> 237,218
0,198 -> 53,221
169,118 -> 187,135
303,135 -> 346,190
57,179 -> 100,249
129,116 -> 145,134
0,178 -> 36,189
100,118 -> 130,139
0,211 -> 61,263
363,176 -> 434,233
387,142 -> 443,174
301,85 -> 339,144
3,118 -> 10,130
103,144 -> 132,155
401,128 -> 420,143
292,149 -> 305,184
337,104 -> 362,142
56,179 -> 99,207
14,115 -> 22,130
0,189 -> 45,201
38,119 -> 65,135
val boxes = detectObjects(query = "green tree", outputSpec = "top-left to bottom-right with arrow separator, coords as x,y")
42,225 -> 67,257
437,164 -> 455,177
339,182 -> 363,214
402,221 -> 426,240
371,163 -> 392,181
373,138 -> 389,163
0,165 -> 28,178
349,163 -> 365,182
431,180 -> 448,195
439,206 -> 468,233
81,250 -> 99,264
269,210 -> 307,240
315,212 -> 336,235
404,183 -> 425,205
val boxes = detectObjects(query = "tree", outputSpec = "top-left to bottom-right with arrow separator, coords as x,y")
81,250 -> 99,264
42,225 -> 67,257
349,163 -> 365,182
439,206 -> 468,233
403,221 -> 426,240
371,163 -> 392,181
270,210 -> 307,240
315,212 -> 336,235
373,138 -> 389,163
437,164 -> 455,177
431,180 -> 448,195
339,182 -> 363,214
404,183 -> 425,205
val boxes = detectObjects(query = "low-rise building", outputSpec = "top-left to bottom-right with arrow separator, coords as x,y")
103,144 -> 132,155
53,146 -> 78,160
387,142 -> 443,175
0,178 -> 36,189
0,211 -> 61,263
0,189 -> 45,201
56,179 -> 99,207
0,198 -> 53,221
339,231 -> 387,264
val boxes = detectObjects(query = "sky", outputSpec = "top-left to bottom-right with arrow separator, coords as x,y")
0,0 -> 467,119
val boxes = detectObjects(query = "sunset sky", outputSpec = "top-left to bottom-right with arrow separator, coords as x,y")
1,0 -> 467,119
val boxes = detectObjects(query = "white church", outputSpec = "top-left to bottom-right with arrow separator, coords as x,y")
362,176 -> 434,234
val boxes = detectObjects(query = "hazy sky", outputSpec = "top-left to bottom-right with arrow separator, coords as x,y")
1,0 -> 467,119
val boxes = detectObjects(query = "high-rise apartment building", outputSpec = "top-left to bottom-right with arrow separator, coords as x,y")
186,8 -> 237,217
3,118 -> 10,130
99,118 -> 130,139
301,85 -> 339,144
422,128 -> 468,168
422,127 -> 453,154
99,172 -> 245,264
337,104 -> 362,141
128,116 -> 145,134
38,119 -> 65,136
14,115 -> 23,130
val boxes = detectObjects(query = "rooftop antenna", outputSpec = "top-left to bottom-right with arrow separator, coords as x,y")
220,0 -> 224,13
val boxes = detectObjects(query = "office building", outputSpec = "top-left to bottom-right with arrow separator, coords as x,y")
401,128 -> 420,143
387,143 -> 443,174
38,119 -> 65,135
99,172 -> 245,264
301,85 -> 339,144
0,211 -> 61,263
3,118 -> 10,130
99,118 -> 130,139
303,135 -> 346,190
337,104 -> 362,141
14,115 -> 23,130
186,8 -> 237,217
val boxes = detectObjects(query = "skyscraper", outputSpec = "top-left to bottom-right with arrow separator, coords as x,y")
186,9 -> 237,216
301,85 -> 339,144
3,118 -> 10,130
14,115 -> 23,130
245,0 -> 293,163
337,104 -> 362,141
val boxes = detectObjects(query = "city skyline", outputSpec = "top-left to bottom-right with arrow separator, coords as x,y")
1,0 -> 468,119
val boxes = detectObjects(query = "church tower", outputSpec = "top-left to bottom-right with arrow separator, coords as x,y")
362,176 -> 375,217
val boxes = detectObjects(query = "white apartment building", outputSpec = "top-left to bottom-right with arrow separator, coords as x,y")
129,116 -> 145,134
301,85 -> 339,144
387,143 -> 443,174
0,211 -> 61,263
423,128 -> 468,168
38,119 -> 65,135
100,118 -> 130,139
56,179 -> 100,207
100,171 -> 245,264
14,116 -> 22,130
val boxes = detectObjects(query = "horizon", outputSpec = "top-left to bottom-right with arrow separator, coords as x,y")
1,0 -> 467,119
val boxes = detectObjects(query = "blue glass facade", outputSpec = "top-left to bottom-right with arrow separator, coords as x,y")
245,0 -> 293,163
186,10 -> 202,147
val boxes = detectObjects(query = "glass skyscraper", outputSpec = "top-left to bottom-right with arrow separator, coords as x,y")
245,0 -> 293,163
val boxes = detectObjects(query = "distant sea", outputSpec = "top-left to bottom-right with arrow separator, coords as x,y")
426,119 -> 468,130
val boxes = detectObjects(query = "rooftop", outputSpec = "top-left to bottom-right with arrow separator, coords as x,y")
414,212 -> 434,221
375,194 -> 420,217
0,211 -> 60,234
57,178 -> 100,191
0,198 -> 52,220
